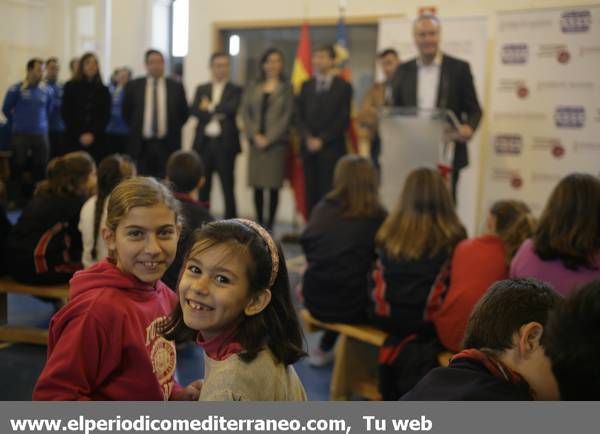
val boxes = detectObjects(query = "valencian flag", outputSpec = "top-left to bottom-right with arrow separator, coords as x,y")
287,22 -> 312,221
334,11 -> 358,153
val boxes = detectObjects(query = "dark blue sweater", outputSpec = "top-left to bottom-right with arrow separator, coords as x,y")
2,82 -> 53,134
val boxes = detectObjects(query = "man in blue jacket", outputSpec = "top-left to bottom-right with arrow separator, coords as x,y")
45,57 -> 65,157
2,58 -> 53,202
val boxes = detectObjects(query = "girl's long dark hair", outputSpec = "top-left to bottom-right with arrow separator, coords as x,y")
534,173 -> 600,270
160,220 -> 306,365
91,154 -> 135,260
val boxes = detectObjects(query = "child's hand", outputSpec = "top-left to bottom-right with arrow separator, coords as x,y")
172,379 -> 203,401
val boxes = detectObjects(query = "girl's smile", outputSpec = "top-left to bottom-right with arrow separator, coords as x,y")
186,299 -> 214,312
180,242 -> 253,340
104,204 -> 180,284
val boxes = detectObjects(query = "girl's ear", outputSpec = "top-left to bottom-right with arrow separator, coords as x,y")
102,227 -> 116,251
244,289 -> 272,317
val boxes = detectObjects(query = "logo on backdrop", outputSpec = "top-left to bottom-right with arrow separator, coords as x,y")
557,48 -> 571,64
561,10 -> 591,33
533,137 -> 566,159
511,173 -> 524,189
494,134 -> 523,155
497,79 -> 530,98
493,168 -> 524,190
501,44 -> 528,64
517,83 -> 529,98
555,106 -> 586,128
537,44 -> 571,64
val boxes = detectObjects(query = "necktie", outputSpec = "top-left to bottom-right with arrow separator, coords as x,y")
384,84 -> 393,106
151,78 -> 158,137
317,79 -> 327,93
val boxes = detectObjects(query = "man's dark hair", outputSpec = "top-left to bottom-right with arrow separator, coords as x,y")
166,150 -> 205,193
69,57 -> 79,73
378,48 -> 399,59
544,280 -> 600,400
314,44 -> 336,60
26,58 -> 43,72
463,278 -> 561,351
210,51 -> 229,65
45,57 -> 59,66
145,49 -> 164,63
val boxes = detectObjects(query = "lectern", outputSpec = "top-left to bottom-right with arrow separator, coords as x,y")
378,107 -> 459,210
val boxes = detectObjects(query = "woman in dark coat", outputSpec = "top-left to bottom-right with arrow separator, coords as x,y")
62,52 -> 111,163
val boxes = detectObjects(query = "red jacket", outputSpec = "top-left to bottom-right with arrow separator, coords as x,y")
432,235 -> 507,352
33,259 -> 179,400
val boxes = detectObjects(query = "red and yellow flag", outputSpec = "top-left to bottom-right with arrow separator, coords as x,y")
287,22 -> 312,221
291,23 -> 312,94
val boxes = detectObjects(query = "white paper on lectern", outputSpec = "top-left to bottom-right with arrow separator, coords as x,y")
378,109 -> 453,211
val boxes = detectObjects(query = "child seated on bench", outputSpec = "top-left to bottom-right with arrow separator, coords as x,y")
300,155 -> 386,366
5,152 -> 96,284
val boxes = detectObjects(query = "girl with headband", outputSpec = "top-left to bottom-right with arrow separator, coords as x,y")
160,219 -> 307,400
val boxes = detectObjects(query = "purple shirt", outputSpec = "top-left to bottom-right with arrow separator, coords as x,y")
510,239 -> 600,296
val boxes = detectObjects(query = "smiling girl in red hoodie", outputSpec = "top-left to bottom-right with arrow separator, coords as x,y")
33,177 -> 201,400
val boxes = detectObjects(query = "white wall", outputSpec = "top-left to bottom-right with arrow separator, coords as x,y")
0,0 -> 170,90
109,0 -> 153,76
184,0 -> 582,226
0,0 -> 69,93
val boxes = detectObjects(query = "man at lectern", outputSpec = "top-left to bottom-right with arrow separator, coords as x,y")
391,14 -> 482,202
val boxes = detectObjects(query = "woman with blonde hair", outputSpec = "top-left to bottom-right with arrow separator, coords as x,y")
370,167 -> 466,338
301,155 -> 386,365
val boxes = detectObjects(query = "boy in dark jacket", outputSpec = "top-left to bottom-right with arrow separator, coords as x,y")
163,150 -> 213,290
402,278 -> 562,400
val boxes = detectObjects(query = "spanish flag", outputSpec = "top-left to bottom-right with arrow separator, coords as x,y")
287,22 -> 312,221
291,23 -> 312,94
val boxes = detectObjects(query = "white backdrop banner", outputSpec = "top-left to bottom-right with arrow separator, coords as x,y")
483,5 -> 600,216
377,16 -> 488,235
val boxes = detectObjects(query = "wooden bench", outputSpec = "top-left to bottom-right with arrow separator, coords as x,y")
300,309 -> 387,400
0,276 -> 69,345
0,150 -> 11,183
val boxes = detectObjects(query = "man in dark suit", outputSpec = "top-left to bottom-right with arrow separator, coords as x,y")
122,49 -> 189,178
191,52 -> 242,219
297,45 -> 353,215
392,15 -> 482,201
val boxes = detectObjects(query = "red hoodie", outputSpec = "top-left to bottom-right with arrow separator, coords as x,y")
33,259 -> 179,400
